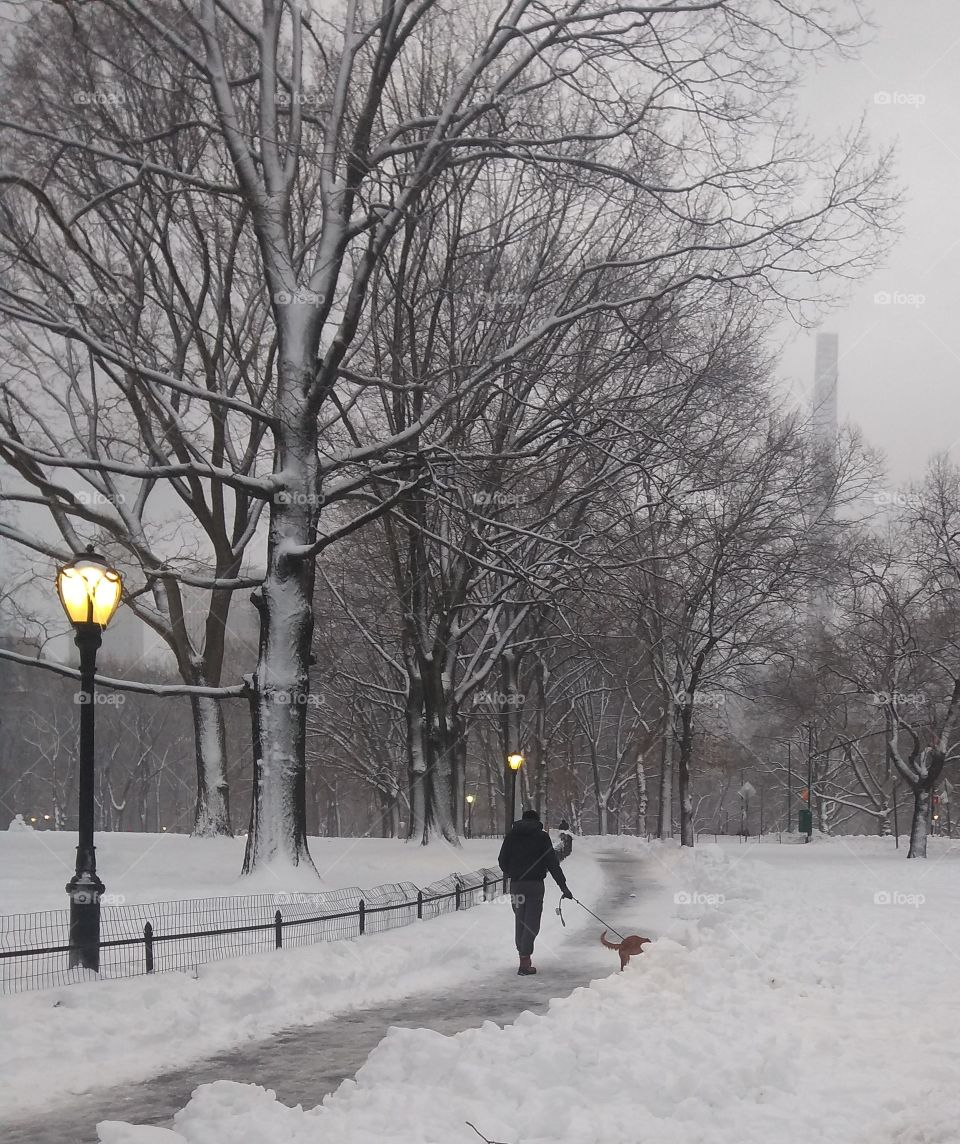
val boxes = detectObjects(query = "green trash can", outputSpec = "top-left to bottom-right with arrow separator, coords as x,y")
798,808 -> 813,835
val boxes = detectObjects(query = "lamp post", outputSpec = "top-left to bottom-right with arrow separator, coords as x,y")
506,752 -> 524,831
56,546 -> 123,971
465,793 -> 475,838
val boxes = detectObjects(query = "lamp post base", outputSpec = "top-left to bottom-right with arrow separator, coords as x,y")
66,871 -> 105,971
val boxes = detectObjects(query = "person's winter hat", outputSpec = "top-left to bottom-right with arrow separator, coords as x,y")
521,809 -> 540,821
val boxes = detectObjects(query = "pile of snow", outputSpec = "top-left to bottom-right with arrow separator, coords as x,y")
6,813 -> 33,832
97,836 -> 960,1144
0,839 -> 601,1122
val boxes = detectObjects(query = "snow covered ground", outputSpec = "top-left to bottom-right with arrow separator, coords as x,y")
0,829 -> 511,913
91,835 -> 960,1144
0,833 -> 602,1124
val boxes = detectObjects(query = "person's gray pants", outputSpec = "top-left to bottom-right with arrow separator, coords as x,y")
509,879 -> 545,956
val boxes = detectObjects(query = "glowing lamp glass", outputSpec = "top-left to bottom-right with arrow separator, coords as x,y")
56,553 -> 123,627
507,753 -> 524,771
465,794 -> 475,805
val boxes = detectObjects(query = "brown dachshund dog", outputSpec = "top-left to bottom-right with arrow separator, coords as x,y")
600,930 -> 652,970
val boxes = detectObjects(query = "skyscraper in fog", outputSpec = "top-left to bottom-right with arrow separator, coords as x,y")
812,332 -> 839,454
810,332 -> 839,624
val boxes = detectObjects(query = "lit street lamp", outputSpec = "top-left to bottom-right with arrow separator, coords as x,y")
506,752 -> 524,831
56,546 -> 123,971
465,793 -> 475,838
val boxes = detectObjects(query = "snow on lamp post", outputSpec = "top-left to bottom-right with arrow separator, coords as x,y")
56,546 -> 123,971
507,753 -> 524,831
465,793 -> 475,839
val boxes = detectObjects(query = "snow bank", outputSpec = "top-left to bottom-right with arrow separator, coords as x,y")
1,840 -> 601,1122
96,836 -> 960,1144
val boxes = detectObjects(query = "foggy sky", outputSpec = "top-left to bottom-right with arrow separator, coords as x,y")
779,0 -> 960,489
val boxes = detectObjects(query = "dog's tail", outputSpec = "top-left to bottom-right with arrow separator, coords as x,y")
600,930 -> 620,950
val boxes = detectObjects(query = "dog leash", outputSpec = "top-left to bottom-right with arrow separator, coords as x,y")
555,896 -> 626,942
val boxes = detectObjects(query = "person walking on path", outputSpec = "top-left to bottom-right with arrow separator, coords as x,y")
498,809 -> 573,975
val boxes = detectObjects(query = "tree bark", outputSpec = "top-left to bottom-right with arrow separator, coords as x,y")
908,785 -> 931,859
677,700 -> 695,847
635,750 -> 648,836
405,661 -> 428,843
657,697 -> 676,839
190,693 -> 232,836
242,370 -> 320,873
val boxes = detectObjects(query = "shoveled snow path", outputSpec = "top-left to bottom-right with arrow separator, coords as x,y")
3,849 -> 653,1144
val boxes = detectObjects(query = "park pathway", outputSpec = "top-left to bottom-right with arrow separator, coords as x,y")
3,849 -> 650,1143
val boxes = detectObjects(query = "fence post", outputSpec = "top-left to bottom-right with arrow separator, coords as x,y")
417,890 -> 423,920
359,898 -> 365,936
455,878 -> 462,911
143,921 -> 154,974
275,909 -> 283,949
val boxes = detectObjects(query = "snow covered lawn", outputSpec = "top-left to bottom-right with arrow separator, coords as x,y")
0,835 -> 603,1123
97,835 -> 960,1144
0,830 -> 511,913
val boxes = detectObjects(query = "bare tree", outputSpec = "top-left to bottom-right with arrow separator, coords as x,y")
0,0 -> 896,867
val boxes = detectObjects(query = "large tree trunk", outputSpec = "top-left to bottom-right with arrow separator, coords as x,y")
423,662 -> 459,844
190,693 -> 232,836
379,788 -> 401,838
908,785 -> 931,858
589,739 -> 607,835
657,697 -> 675,839
635,750 -> 648,836
448,703 -> 467,837
243,348 -> 318,874
907,749 -> 946,858
482,737 -> 499,837
814,745 -> 831,834
405,663 -> 428,842
678,701 -> 695,847
405,657 -> 459,845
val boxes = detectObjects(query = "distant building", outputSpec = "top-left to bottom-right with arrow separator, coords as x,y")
810,332 -> 839,625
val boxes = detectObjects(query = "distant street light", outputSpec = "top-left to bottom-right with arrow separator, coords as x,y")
506,753 -> 524,831
465,793 -> 475,838
56,546 -> 123,971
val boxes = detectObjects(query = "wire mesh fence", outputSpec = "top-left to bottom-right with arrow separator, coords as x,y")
0,866 -> 506,996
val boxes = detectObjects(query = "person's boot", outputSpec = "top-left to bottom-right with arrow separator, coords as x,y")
518,954 -> 537,976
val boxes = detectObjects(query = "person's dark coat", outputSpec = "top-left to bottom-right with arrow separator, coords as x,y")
498,819 -> 569,891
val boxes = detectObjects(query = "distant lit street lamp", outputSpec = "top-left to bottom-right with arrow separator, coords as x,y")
465,793 -> 475,838
56,546 -> 123,971
506,752 -> 524,831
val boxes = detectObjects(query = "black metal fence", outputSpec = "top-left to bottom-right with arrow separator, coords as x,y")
0,866 -> 506,996
695,831 -> 796,844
